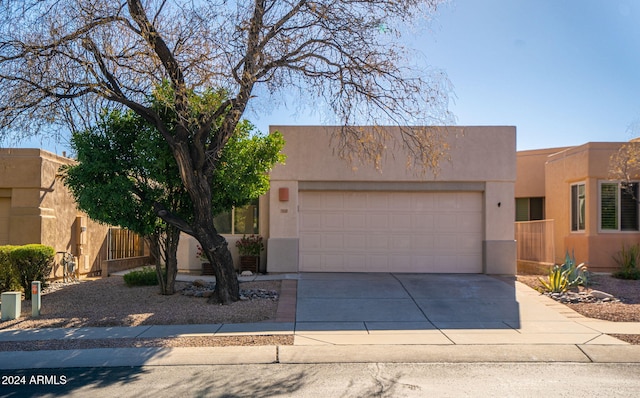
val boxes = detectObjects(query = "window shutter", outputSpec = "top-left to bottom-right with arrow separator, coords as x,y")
620,183 -> 639,231
515,198 -> 530,221
600,183 -> 618,230
571,185 -> 578,231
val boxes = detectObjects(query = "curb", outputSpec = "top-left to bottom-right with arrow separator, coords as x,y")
2,344 -> 640,369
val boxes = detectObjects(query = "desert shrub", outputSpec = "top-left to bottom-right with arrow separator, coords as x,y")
612,244 -> 640,280
538,251 -> 589,293
123,267 -> 159,286
538,266 -> 569,293
0,245 -> 20,292
559,251 -> 590,287
9,244 -> 55,299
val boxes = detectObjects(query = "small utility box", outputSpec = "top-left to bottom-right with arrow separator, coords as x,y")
31,281 -> 41,317
1,292 -> 22,321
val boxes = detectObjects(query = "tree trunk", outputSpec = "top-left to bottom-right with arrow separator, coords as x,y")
159,225 -> 180,295
147,226 -> 180,295
169,141 -> 240,304
204,232 -> 239,304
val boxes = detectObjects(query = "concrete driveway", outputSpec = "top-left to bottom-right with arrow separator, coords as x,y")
294,273 -> 625,346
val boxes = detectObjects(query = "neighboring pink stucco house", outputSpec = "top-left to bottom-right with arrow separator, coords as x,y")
0,148 -> 151,279
516,141 -> 640,273
179,125 -> 517,275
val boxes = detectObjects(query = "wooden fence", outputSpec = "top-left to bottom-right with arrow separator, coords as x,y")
515,220 -> 555,264
107,228 -> 145,260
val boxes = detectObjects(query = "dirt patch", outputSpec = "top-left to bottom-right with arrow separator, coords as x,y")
0,335 -> 293,351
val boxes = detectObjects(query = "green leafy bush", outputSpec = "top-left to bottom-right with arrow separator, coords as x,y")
612,244 -> 640,280
0,245 -> 19,293
123,267 -> 159,286
9,244 -> 55,299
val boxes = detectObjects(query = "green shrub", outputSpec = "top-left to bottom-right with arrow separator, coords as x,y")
612,244 -> 640,280
9,244 -> 55,299
0,245 -> 20,293
123,267 -> 159,286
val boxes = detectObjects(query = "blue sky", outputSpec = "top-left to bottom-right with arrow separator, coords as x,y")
11,0 -> 640,153
252,0 -> 640,151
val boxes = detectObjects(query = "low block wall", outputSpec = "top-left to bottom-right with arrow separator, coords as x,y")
517,260 -> 554,275
102,256 -> 153,276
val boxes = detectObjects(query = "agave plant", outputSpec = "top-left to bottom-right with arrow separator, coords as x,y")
538,251 -> 589,293
560,251 -> 589,287
538,265 -> 570,293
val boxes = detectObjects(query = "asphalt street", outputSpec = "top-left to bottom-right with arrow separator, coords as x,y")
2,363 -> 640,397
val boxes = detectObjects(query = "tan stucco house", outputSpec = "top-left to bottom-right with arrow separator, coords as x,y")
516,141 -> 640,272
0,148 -> 110,278
178,125 -> 517,275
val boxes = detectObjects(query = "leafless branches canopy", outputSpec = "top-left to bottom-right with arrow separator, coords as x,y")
610,141 -> 640,184
0,0 -> 452,170
0,0 -> 453,303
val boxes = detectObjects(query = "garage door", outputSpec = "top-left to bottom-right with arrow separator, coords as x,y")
0,197 -> 9,245
299,191 -> 483,273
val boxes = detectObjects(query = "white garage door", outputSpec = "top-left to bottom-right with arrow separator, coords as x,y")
299,191 -> 483,273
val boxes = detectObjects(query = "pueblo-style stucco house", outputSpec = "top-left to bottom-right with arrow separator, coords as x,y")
178,125 -> 517,275
516,141 -> 640,273
0,148 -> 150,278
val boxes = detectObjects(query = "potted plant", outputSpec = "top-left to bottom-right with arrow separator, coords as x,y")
196,245 -> 214,275
235,234 -> 264,273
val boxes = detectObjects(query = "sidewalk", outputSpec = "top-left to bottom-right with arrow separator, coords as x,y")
1,272 -> 639,369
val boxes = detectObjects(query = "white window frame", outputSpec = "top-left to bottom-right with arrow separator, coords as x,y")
570,182 -> 586,232
598,181 -> 640,233
214,199 -> 260,235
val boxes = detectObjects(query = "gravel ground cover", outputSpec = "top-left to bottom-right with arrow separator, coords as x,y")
516,273 -> 640,322
517,273 -> 640,345
0,277 -> 281,329
0,276 -> 288,350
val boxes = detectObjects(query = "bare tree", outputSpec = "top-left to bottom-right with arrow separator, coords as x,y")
610,139 -> 640,205
0,0 -> 453,303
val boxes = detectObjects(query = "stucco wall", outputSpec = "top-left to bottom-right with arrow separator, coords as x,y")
267,126 -> 517,275
269,126 -> 516,182
176,195 -> 270,274
516,147 -> 570,198
0,149 -> 109,278
545,142 -> 636,271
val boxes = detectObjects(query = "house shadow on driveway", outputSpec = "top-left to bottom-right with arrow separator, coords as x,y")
295,273 -> 522,336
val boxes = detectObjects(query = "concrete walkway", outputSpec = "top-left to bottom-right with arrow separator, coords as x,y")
1,272 -> 639,368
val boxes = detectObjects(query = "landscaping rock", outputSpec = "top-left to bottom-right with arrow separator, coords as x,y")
180,281 -> 278,301
192,279 -> 207,287
590,290 -> 614,300
544,290 -> 620,304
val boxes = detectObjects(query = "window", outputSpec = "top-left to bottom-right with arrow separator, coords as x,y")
213,199 -> 259,235
515,197 -> 544,221
571,183 -> 585,231
600,182 -> 639,231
